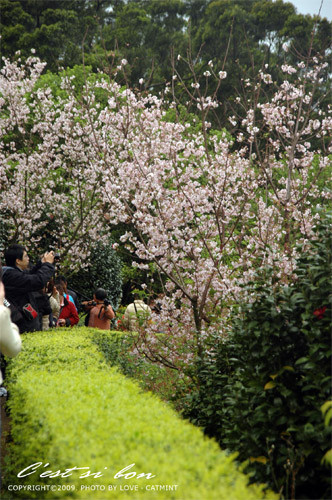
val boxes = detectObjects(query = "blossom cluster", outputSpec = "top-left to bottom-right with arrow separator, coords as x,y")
0,54 -> 330,370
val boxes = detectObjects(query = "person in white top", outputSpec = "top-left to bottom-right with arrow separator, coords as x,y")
46,280 -> 61,324
0,280 -> 22,385
122,298 -> 152,331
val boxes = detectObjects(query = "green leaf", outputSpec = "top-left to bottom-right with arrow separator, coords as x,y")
264,381 -> 276,390
321,449 -> 332,466
295,357 -> 309,365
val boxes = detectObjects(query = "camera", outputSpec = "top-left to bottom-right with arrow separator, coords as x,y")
86,300 -> 97,307
54,253 -> 60,262
103,299 -> 110,307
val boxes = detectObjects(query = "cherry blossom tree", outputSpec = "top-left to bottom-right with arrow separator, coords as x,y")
0,50 -> 330,373
96,54 -> 330,370
0,53 -> 111,264
230,55 -> 331,261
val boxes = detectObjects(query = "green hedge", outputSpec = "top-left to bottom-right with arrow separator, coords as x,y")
2,329 -> 276,500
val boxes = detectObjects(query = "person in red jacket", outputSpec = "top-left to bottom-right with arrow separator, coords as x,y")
56,284 -> 79,327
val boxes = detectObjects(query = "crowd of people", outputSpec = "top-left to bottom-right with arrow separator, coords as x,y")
0,244 -> 121,334
0,244 -> 156,387
0,241 -> 161,445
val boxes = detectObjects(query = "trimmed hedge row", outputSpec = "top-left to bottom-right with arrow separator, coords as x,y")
2,329 -> 276,500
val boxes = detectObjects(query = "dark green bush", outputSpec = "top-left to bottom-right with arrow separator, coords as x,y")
70,238 -> 123,309
184,215 -> 332,499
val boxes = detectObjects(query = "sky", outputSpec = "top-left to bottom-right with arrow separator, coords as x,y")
288,0 -> 332,20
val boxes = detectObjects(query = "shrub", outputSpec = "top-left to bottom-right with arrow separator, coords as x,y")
184,216 -> 332,499
92,331 -> 192,409
70,239 -> 123,310
2,329 -> 276,500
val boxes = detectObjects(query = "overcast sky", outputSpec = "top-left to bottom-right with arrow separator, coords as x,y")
288,0 -> 332,20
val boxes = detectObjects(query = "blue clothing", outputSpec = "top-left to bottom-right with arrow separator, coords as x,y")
65,293 -> 77,311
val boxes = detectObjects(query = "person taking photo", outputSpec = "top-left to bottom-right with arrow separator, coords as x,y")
2,244 -> 55,333
82,288 -> 115,330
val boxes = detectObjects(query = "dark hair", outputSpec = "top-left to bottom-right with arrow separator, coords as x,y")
57,275 -> 67,284
0,258 -> 2,280
95,288 -> 107,301
46,278 -> 55,295
4,244 -> 26,267
55,284 -> 64,295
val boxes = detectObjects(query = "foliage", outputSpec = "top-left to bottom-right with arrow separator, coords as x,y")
2,329 -> 276,500
1,0 -> 331,128
0,55 -> 112,268
0,52 -> 331,372
0,7 -> 330,498
92,331 -> 192,410
110,221 -> 166,305
321,401 -> 332,467
0,0 -> 104,72
184,215 -> 332,499
69,238 -> 123,310
97,52 -> 331,371
34,65 -> 111,104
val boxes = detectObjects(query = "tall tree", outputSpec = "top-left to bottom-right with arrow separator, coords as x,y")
99,0 -> 188,85
0,0 -> 110,71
